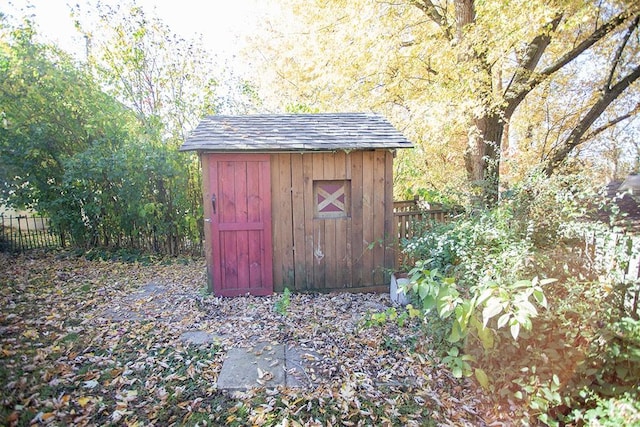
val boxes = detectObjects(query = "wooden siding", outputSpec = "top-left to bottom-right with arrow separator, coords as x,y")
271,150 -> 394,292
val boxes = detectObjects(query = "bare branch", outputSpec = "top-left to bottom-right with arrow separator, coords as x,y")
503,14 -> 562,103
410,0 -> 453,39
540,10 -> 638,78
582,101 -> 640,141
544,64 -> 640,175
605,15 -> 639,91
505,8 -> 638,118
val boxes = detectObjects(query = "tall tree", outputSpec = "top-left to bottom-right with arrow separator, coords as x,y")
72,1 -> 222,146
0,17 -> 134,212
72,1 -> 263,144
253,0 -> 640,204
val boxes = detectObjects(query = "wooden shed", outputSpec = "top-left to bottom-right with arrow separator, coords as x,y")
180,113 -> 413,296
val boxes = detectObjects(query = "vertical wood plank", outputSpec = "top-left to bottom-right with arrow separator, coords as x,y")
334,218 -> 348,288
236,229 -> 250,288
259,157 -> 274,294
291,154 -> 306,291
323,152 -> 335,178
311,154 -> 324,287
383,150 -> 395,282
335,152 -> 349,288
361,151 -> 375,286
303,154 -> 315,289
236,162 -> 250,288
334,151 -> 346,179
313,153 -> 325,180
247,230 -> 260,286
209,156 -> 223,293
274,154 -> 295,292
313,219 -> 326,289
372,150 -> 386,285
323,153 -> 337,289
236,161 -> 248,223
219,160 -> 236,224
325,218 -> 335,288
246,160 -> 264,288
201,154 -> 214,292
270,154 -> 283,291
221,231 -> 238,290
344,152 -> 353,288
351,151 -> 364,288
246,161 -> 260,223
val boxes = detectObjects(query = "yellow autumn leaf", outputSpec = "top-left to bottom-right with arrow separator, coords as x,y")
474,368 -> 491,390
77,396 -> 92,407
22,329 -> 38,339
1,347 -> 15,356
41,412 -> 55,421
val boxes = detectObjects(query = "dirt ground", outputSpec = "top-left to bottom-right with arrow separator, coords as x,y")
0,251 -> 502,426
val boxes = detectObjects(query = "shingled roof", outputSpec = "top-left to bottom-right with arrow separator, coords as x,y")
179,113 -> 414,152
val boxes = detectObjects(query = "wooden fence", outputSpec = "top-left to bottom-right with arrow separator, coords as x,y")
393,198 -> 461,269
586,230 -> 640,282
582,229 -> 640,315
4,200 -> 457,259
0,215 -> 61,252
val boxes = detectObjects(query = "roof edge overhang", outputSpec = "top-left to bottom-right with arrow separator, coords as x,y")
179,144 -> 414,153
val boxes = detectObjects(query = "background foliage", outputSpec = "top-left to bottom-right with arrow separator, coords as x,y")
401,172 -> 640,424
250,0 -> 640,203
0,8 -> 226,255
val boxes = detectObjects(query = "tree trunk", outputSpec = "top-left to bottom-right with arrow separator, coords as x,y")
454,0 -> 475,39
412,1 -> 637,204
465,113 -> 504,206
454,0 -> 504,206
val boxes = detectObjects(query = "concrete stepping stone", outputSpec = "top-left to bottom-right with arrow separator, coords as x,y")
179,330 -> 216,345
217,342 -> 308,391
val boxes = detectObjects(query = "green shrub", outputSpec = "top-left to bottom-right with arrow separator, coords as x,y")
575,392 -> 640,426
401,171 -> 640,425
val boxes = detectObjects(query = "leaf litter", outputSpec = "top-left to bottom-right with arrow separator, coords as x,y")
0,251 -> 500,426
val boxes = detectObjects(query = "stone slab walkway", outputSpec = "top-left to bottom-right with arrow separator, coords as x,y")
216,342 -> 308,391
99,282 -> 323,392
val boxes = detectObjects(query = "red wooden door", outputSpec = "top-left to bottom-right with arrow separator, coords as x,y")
208,154 -> 273,296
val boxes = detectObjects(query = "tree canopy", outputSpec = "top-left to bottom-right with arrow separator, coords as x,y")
252,0 -> 640,203
72,1 -> 262,145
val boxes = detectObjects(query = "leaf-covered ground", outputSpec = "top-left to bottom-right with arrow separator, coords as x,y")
0,251 -> 501,426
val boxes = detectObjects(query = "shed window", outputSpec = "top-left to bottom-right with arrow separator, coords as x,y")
314,180 -> 350,218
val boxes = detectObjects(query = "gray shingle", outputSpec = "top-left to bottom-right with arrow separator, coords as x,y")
179,113 -> 414,152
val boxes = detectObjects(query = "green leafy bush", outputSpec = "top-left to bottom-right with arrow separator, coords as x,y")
0,19 -> 205,257
574,392 -> 640,426
401,171 -> 640,425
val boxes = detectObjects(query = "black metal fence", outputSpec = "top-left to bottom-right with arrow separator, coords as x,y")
0,214 -> 204,256
0,215 -> 62,252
